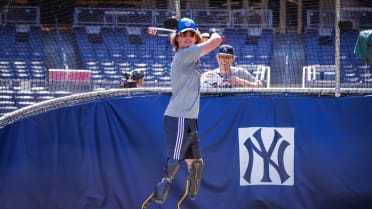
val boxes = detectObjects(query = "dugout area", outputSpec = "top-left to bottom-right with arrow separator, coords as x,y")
0,90 -> 372,209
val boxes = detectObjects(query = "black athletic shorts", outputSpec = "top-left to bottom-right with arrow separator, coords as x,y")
163,115 -> 201,160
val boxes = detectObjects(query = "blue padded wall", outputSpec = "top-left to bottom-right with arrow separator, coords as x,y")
0,94 -> 372,209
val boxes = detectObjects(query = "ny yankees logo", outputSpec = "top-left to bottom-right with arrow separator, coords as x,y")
244,128 -> 289,183
239,127 -> 294,186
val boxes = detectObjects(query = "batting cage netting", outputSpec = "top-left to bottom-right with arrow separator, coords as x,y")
0,0 -> 371,124
1,1 -> 372,209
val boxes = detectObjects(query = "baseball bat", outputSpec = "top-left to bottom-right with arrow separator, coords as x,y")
147,27 -> 176,36
147,26 -> 225,42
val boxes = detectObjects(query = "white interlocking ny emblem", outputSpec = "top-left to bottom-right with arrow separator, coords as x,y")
238,127 -> 294,186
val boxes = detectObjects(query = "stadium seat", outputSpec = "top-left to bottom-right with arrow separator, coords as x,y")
14,91 -> 35,108
53,91 -> 72,98
0,105 -> 18,116
0,72 -> 16,80
34,90 -> 55,102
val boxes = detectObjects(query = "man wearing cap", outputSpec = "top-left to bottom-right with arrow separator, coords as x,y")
142,17 -> 223,207
119,70 -> 144,88
201,44 -> 263,88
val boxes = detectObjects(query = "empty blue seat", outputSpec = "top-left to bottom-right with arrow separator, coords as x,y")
0,105 -> 18,116
0,72 -> 16,80
53,91 -> 72,98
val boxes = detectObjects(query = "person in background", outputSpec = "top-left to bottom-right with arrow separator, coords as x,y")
201,44 -> 264,88
119,69 -> 144,88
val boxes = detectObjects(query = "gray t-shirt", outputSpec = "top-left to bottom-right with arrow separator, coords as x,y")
164,45 -> 203,119
201,67 -> 258,88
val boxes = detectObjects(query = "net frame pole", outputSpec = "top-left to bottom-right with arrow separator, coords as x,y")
174,0 -> 180,19
335,0 -> 341,97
